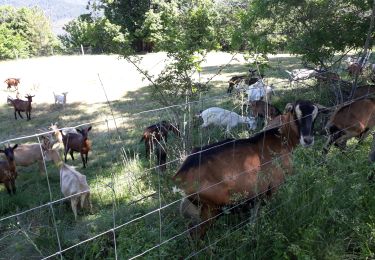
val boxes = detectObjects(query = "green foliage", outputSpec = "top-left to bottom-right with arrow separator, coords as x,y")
99,0 -> 227,53
0,24 -> 29,59
238,0 -> 373,66
101,0 -> 152,52
59,14 -> 128,54
0,5 -> 57,60
152,51 -> 211,108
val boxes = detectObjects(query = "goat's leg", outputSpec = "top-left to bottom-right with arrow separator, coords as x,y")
195,204 -> 218,239
357,129 -> 371,144
14,110 -> 17,120
70,150 -> 75,160
70,198 -> 79,220
145,141 -> 151,156
4,182 -> 12,195
323,131 -> 342,154
18,111 -> 23,119
11,179 -> 16,195
64,148 -> 69,163
81,152 -> 86,168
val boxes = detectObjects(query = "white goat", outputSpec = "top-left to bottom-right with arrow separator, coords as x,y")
200,107 -> 256,132
285,69 -> 317,82
53,92 -> 68,106
60,163 -> 92,220
246,80 -> 274,102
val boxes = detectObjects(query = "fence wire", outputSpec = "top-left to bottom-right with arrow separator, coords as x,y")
0,53 -> 373,259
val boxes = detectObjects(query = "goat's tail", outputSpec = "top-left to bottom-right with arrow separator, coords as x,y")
140,135 -> 145,143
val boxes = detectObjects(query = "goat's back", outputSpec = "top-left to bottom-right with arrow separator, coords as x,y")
11,99 -> 29,111
173,128 -> 291,205
328,98 -> 375,132
60,164 -> 89,196
13,144 -> 43,165
62,132 -> 84,151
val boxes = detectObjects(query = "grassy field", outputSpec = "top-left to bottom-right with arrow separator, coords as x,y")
0,52 -> 375,259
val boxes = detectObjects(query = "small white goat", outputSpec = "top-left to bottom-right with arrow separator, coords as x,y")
285,69 -> 317,82
246,81 -> 274,102
53,92 -> 68,106
60,163 -> 92,220
200,107 -> 256,132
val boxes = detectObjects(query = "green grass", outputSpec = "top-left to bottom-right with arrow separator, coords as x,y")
0,53 -> 375,259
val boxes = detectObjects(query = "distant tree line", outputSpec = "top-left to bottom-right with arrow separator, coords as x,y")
60,0 -> 244,55
0,0 -> 374,67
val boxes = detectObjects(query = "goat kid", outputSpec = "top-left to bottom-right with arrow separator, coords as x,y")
61,126 -> 92,168
285,69 -> 317,82
4,78 -> 20,90
315,71 -> 340,85
60,163 -> 92,220
9,94 -> 34,120
140,121 -> 180,156
246,81 -> 274,102
53,92 -> 68,106
0,145 -> 18,195
200,107 -> 256,132
247,100 -> 281,120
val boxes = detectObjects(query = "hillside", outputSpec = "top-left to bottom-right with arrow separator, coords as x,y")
0,0 -> 89,34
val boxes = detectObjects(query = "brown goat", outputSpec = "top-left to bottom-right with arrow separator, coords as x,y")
4,78 -> 20,90
247,100 -> 281,120
351,85 -> 375,100
347,63 -> 363,77
155,142 -> 167,172
315,71 -> 340,85
0,145 -> 18,195
9,95 -> 34,120
140,121 -> 180,156
323,97 -> 375,154
173,100 -> 320,238
60,126 -> 92,168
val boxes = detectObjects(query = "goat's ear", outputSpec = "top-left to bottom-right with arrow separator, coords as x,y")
284,103 -> 294,113
87,126 -> 92,132
12,144 -> 18,150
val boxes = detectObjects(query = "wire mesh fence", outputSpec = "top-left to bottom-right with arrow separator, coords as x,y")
0,52 -> 374,259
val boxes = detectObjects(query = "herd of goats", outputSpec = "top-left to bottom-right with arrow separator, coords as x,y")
1,56 -> 375,239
